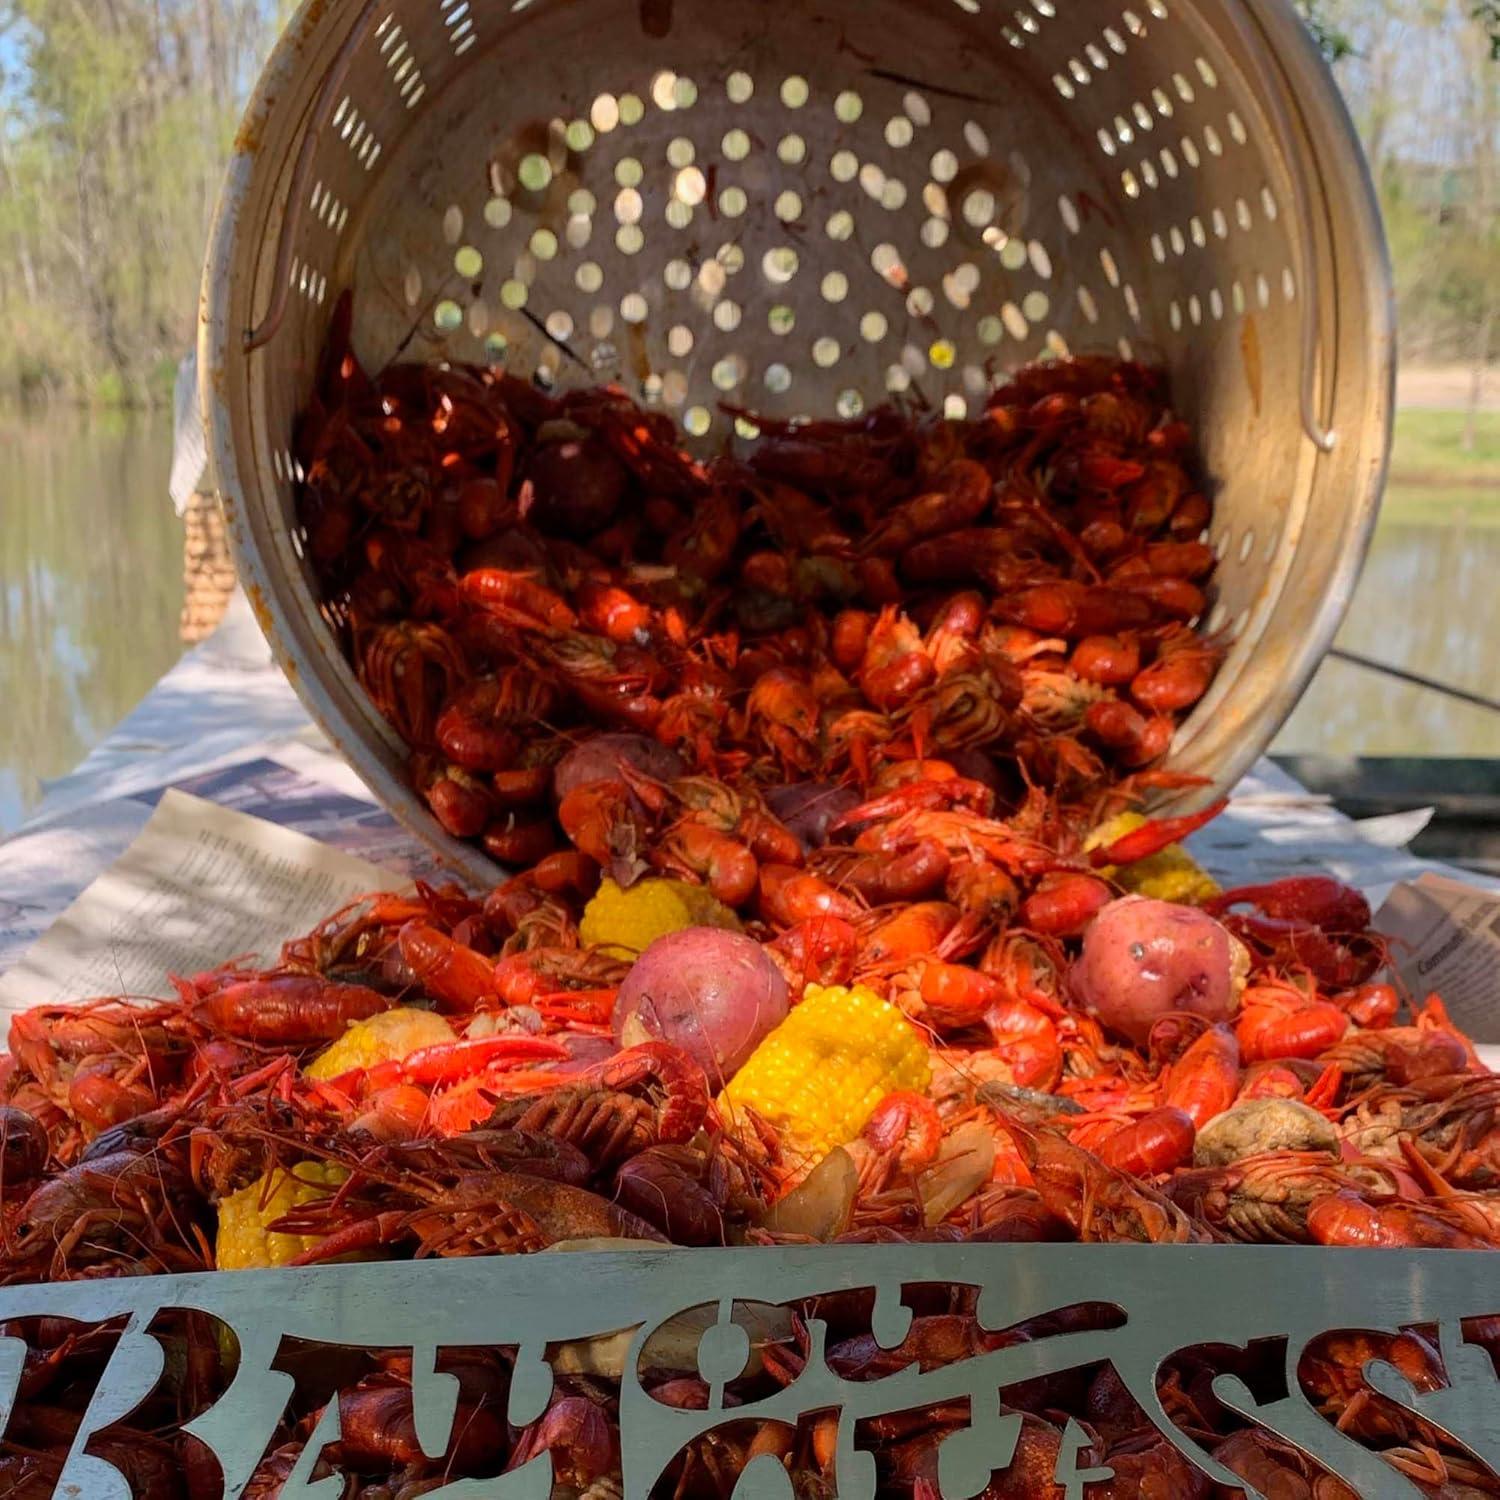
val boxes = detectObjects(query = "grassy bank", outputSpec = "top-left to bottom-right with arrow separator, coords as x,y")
1379,409 -> 1500,526
1,362 -> 181,411
1380,485 -> 1500,526
1389,409 -> 1500,486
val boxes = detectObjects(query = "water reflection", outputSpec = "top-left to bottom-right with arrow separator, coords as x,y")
1275,495 -> 1500,759
0,411 -> 1494,838
0,410 -> 184,831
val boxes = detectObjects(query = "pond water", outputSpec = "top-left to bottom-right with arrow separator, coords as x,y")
0,410 -> 1495,836
0,411 -> 184,833
1274,498 -> 1500,761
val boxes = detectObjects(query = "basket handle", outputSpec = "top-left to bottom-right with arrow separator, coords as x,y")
1223,0 -> 1337,453
244,0 -> 383,353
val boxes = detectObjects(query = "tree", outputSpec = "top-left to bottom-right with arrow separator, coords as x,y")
0,0 -> 279,402
1296,1 -> 1357,62
1452,22 -> 1498,447
1475,1 -> 1500,58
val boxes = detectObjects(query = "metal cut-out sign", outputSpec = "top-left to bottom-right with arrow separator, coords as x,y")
3,1245 -> 1500,1497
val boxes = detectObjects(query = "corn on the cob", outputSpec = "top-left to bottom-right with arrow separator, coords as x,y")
720,983 -> 930,1162
304,1006 -> 455,1081
214,1162 -> 350,1270
579,876 -> 742,957
1088,812 -> 1221,905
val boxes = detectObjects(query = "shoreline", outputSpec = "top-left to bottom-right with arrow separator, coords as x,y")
1387,469 -> 1500,490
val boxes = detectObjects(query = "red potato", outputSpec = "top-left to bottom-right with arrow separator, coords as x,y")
944,748 -> 1011,801
552,734 -> 685,805
456,525 -> 551,577
549,1033 -> 618,1072
526,437 -> 628,536
765,782 -> 862,852
1069,896 -> 1245,1046
613,928 -> 789,1085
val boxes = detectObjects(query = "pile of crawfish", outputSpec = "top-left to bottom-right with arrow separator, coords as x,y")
3,331 -> 1500,1495
7,874 -> 1496,1274
297,293 -> 1221,864
3,867 -> 1500,1495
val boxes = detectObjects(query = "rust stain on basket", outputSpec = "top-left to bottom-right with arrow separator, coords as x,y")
1239,315 -> 1263,419
234,115 -> 264,155
628,323 -> 653,383
242,580 -> 297,683
235,0 -> 331,154
243,579 -> 270,628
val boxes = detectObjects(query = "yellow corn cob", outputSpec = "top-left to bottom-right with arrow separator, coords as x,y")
579,877 -> 741,957
304,1006 -> 455,1080
720,983 -> 930,1163
214,1162 -> 350,1270
1087,812 -> 1221,905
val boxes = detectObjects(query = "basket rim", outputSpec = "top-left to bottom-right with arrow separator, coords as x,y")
199,0 -> 502,887
1160,0 -> 1394,799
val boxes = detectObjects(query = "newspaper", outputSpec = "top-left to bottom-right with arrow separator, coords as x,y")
0,790 -> 406,1019
0,740 -> 450,977
1375,872 -> 1500,1044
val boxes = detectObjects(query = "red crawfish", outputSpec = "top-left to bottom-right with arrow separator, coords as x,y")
1207,876 -> 1383,989
481,1042 -> 712,1168
1209,1429 -> 1358,1500
613,1140 -> 769,1245
994,1115 -> 1204,1243
319,1358 -> 510,1476
506,1389 -> 620,1491
1165,1151 -> 1412,1244
279,1166 -> 666,1263
8,1150 -> 206,1279
356,621 -> 469,751
191,975 -> 393,1045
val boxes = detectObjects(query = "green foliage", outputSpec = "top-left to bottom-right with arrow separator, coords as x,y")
1370,10 -> 1498,369
147,356 -> 183,404
1292,0 -> 1499,62
91,370 -> 130,408
1475,2 -> 1500,58
0,0 -> 279,404
1295,1 -> 1357,62
1382,171 -> 1497,364
1393,410 -> 1500,474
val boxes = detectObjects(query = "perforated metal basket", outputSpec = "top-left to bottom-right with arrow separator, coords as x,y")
202,0 -> 1394,886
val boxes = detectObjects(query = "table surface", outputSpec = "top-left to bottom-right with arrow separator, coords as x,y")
2,588 -> 1493,983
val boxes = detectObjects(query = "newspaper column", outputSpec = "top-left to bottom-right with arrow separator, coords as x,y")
1376,873 -> 1500,1070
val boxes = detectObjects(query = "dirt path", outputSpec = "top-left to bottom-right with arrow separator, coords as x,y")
1397,364 -> 1499,412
